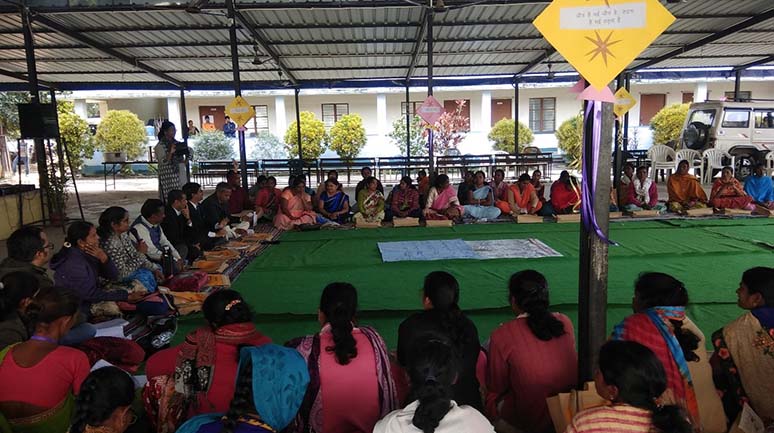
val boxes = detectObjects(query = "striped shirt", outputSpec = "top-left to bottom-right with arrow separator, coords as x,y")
566,405 -> 655,433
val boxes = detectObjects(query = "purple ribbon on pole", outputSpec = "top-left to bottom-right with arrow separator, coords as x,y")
580,100 -> 617,246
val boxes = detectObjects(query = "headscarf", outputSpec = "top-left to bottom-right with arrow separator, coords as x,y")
176,344 -> 309,433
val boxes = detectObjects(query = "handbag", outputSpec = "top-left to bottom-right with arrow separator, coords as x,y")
167,271 -> 209,292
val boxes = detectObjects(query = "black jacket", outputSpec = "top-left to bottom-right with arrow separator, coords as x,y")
397,309 -> 483,410
200,193 -> 233,231
161,205 -> 192,247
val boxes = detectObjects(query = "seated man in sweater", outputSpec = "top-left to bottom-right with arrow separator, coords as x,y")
132,199 -> 184,274
162,189 -> 201,262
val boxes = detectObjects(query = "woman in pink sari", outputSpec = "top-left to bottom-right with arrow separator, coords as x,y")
273,176 -> 318,230
423,174 -> 464,221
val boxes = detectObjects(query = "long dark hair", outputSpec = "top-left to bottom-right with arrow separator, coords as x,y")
508,270 -> 565,341
407,338 -> 459,433
423,272 -> 471,347
25,288 -> 80,327
598,341 -> 692,433
320,282 -> 358,365
634,272 -> 700,362
221,359 -> 255,433
157,120 -> 175,141
70,366 -> 135,433
97,206 -> 128,239
52,221 -> 94,263
203,289 -> 252,329
0,271 -> 40,321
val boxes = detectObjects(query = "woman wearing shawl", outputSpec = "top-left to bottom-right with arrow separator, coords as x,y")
617,163 -> 635,207
143,290 -> 271,433
550,170 -> 581,215
274,176 -> 319,230
744,164 -> 774,209
317,179 -> 350,224
176,344 -> 310,433
711,267 -> 774,426
667,160 -> 708,213
355,176 -> 385,224
286,283 -> 398,433
254,176 -> 281,221
425,174 -> 464,221
709,167 -> 754,210
500,173 -> 543,216
156,121 -> 186,200
626,166 -> 666,212
390,176 -> 421,220
0,289 -> 90,433
611,272 -> 727,433
464,171 -> 502,220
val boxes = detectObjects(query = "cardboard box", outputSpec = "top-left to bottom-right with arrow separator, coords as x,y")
631,209 -> 661,218
425,219 -> 453,227
609,212 -> 625,219
686,207 -> 715,217
722,208 -> 752,216
393,217 -> 420,227
356,220 -> 382,229
517,214 -> 544,224
555,214 -> 581,223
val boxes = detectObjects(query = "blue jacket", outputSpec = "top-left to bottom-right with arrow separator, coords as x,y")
50,246 -> 125,314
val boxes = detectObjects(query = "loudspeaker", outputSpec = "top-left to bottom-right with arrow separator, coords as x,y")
18,103 -> 59,139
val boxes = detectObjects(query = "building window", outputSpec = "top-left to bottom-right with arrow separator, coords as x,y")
682,92 -> 694,104
86,102 -> 100,119
725,91 -> 752,102
401,101 -> 423,117
529,97 -> 555,133
245,105 -> 269,136
322,103 -> 349,128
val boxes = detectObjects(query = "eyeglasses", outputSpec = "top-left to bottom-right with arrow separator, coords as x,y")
43,243 -> 54,251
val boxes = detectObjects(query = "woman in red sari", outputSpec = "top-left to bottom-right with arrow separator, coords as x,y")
709,167 -> 754,211
254,176 -> 281,221
550,170 -> 581,214
144,290 -> 271,433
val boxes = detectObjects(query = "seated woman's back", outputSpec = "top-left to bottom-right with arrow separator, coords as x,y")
287,283 -> 397,433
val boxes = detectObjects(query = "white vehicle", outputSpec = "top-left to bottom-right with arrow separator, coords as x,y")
681,101 -> 774,179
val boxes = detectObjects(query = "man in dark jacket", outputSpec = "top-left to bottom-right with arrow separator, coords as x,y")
0,226 -> 54,288
183,182 -> 226,250
162,189 -> 201,261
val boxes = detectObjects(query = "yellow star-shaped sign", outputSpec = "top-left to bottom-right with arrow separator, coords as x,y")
613,87 -> 636,118
534,0 -> 675,90
225,96 -> 256,127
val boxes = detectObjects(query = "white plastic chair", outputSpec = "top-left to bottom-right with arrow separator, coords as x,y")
647,145 -> 676,182
701,149 -> 735,184
675,149 -> 702,177
765,152 -> 774,177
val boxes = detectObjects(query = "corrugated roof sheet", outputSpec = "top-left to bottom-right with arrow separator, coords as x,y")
0,1 -> 771,88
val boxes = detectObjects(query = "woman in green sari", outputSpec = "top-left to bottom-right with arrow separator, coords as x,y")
0,289 -> 90,433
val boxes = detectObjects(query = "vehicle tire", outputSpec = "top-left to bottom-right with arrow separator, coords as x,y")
683,122 -> 709,150
733,153 -> 756,180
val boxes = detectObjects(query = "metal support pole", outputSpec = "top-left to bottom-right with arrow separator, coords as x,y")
226,0 -> 248,189
612,74 -> 625,190
577,98 -> 614,384
405,82 -> 412,176
734,70 -> 742,101
179,88 -> 191,181
514,78 -> 520,156
22,7 -> 50,222
294,88 -> 303,175
426,8 -> 435,176
622,74 -> 631,154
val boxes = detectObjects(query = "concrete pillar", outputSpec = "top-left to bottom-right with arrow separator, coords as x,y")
695,82 -> 708,103
73,99 -> 87,119
481,91 -> 492,132
166,97 -> 183,140
376,94 -> 387,135
275,96 -> 287,135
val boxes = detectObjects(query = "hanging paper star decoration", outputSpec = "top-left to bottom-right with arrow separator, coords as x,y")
585,31 -> 621,66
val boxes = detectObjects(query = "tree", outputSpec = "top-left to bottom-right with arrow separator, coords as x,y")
56,100 -> 94,171
488,118 -> 534,153
423,100 -> 469,155
556,113 -> 584,170
650,103 -> 689,147
95,110 -> 147,159
192,131 -> 235,161
388,115 -> 427,157
0,92 -> 30,139
284,111 -> 327,159
249,131 -> 287,160
329,113 -> 366,161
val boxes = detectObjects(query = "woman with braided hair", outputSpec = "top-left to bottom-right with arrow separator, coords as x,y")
397,271 -> 483,411
70,366 -> 135,433
485,270 -> 577,433
612,272 -> 726,433
374,338 -> 494,433
176,344 -> 309,433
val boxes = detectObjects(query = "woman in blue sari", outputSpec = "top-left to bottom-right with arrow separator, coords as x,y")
317,179 -> 350,223
744,163 -> 774,210
176,345 -> 309,433
464,171 -> 502,220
